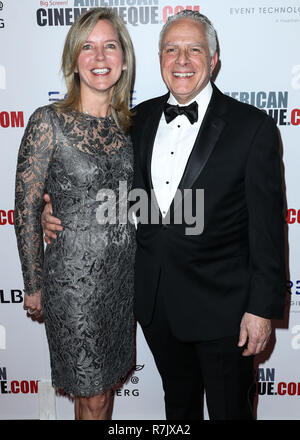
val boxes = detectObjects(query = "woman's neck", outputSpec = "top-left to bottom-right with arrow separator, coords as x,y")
79,88 -> 113,118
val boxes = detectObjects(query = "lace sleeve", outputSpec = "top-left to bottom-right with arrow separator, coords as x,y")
14,106 -> 55,296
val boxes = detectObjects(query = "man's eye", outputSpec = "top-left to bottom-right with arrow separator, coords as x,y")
190,47 -> 201,53
165,48 -> 176,53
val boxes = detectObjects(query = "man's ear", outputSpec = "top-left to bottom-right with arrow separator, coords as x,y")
210,52 -> 218,75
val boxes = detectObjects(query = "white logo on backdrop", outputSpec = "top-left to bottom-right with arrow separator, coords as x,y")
291,325 -> 300,350
0,324 -> 6,350
0,65 -> 6,90
291,65 -> 300,90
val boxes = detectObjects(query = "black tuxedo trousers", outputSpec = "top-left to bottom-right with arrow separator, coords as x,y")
142,282 -> 255,420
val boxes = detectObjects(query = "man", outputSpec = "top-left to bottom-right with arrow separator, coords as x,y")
43,10 -> 286,420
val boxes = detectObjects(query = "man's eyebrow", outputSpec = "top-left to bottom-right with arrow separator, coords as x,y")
163,42 -> 203,46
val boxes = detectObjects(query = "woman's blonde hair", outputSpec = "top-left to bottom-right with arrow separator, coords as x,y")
54,8 -> 135,132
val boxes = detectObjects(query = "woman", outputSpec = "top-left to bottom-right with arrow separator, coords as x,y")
14,8 -> 136,420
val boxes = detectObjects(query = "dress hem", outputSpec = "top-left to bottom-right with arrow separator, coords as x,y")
51,362 -> 135,399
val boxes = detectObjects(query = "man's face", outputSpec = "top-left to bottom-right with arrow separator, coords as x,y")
160,18 -> 218,104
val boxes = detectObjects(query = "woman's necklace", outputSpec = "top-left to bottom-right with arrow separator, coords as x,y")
82,105 -> 111,118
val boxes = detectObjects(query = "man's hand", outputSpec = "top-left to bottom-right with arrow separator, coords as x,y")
238,312 -> 271,356
41,194 -> 63,244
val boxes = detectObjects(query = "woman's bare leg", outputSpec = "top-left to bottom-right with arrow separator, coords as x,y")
75,397 -> 80,420
78,390 -> 114,420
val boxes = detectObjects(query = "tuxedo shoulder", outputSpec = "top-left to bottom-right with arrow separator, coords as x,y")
131,94 -> 167,119
133,94 -> 167,110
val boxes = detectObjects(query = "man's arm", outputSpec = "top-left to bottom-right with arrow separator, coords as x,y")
238,114 -> 286,356
41,194 -> 63,244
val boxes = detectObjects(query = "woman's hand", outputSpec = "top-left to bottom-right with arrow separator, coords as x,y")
24,291 -> 43,320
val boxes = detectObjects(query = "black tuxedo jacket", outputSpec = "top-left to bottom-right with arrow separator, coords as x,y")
130,84 -> 286,342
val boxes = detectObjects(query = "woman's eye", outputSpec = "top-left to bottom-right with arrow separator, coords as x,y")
106,43 -> 116,49
82,44 -> 92,50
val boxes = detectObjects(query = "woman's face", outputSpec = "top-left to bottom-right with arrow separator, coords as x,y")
76,19 -> 125,101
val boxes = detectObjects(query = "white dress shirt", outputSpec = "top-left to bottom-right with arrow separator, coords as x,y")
151,82 -> 213,217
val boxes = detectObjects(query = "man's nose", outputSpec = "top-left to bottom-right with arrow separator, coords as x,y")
176,48 -> 190,65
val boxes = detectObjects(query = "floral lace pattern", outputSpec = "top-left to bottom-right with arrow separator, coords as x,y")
15,105 -> 135,397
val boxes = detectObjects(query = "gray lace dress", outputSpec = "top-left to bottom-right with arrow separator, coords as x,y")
14,105 -> 136,397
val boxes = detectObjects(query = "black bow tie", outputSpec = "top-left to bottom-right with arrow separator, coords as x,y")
164,101 -> 198,124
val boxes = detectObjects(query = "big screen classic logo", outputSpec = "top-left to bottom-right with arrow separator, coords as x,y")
36,0 -> 161,26
36,0 -> 200,26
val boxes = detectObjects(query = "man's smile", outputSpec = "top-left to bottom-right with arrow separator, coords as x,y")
172,72 -> 195,78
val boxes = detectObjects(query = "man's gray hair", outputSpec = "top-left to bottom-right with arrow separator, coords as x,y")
159,10 -> 217,57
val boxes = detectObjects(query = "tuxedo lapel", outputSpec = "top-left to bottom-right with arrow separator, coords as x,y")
178,109 -> 226,192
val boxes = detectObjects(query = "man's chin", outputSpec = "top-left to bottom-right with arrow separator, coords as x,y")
170,91 -> 198,105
